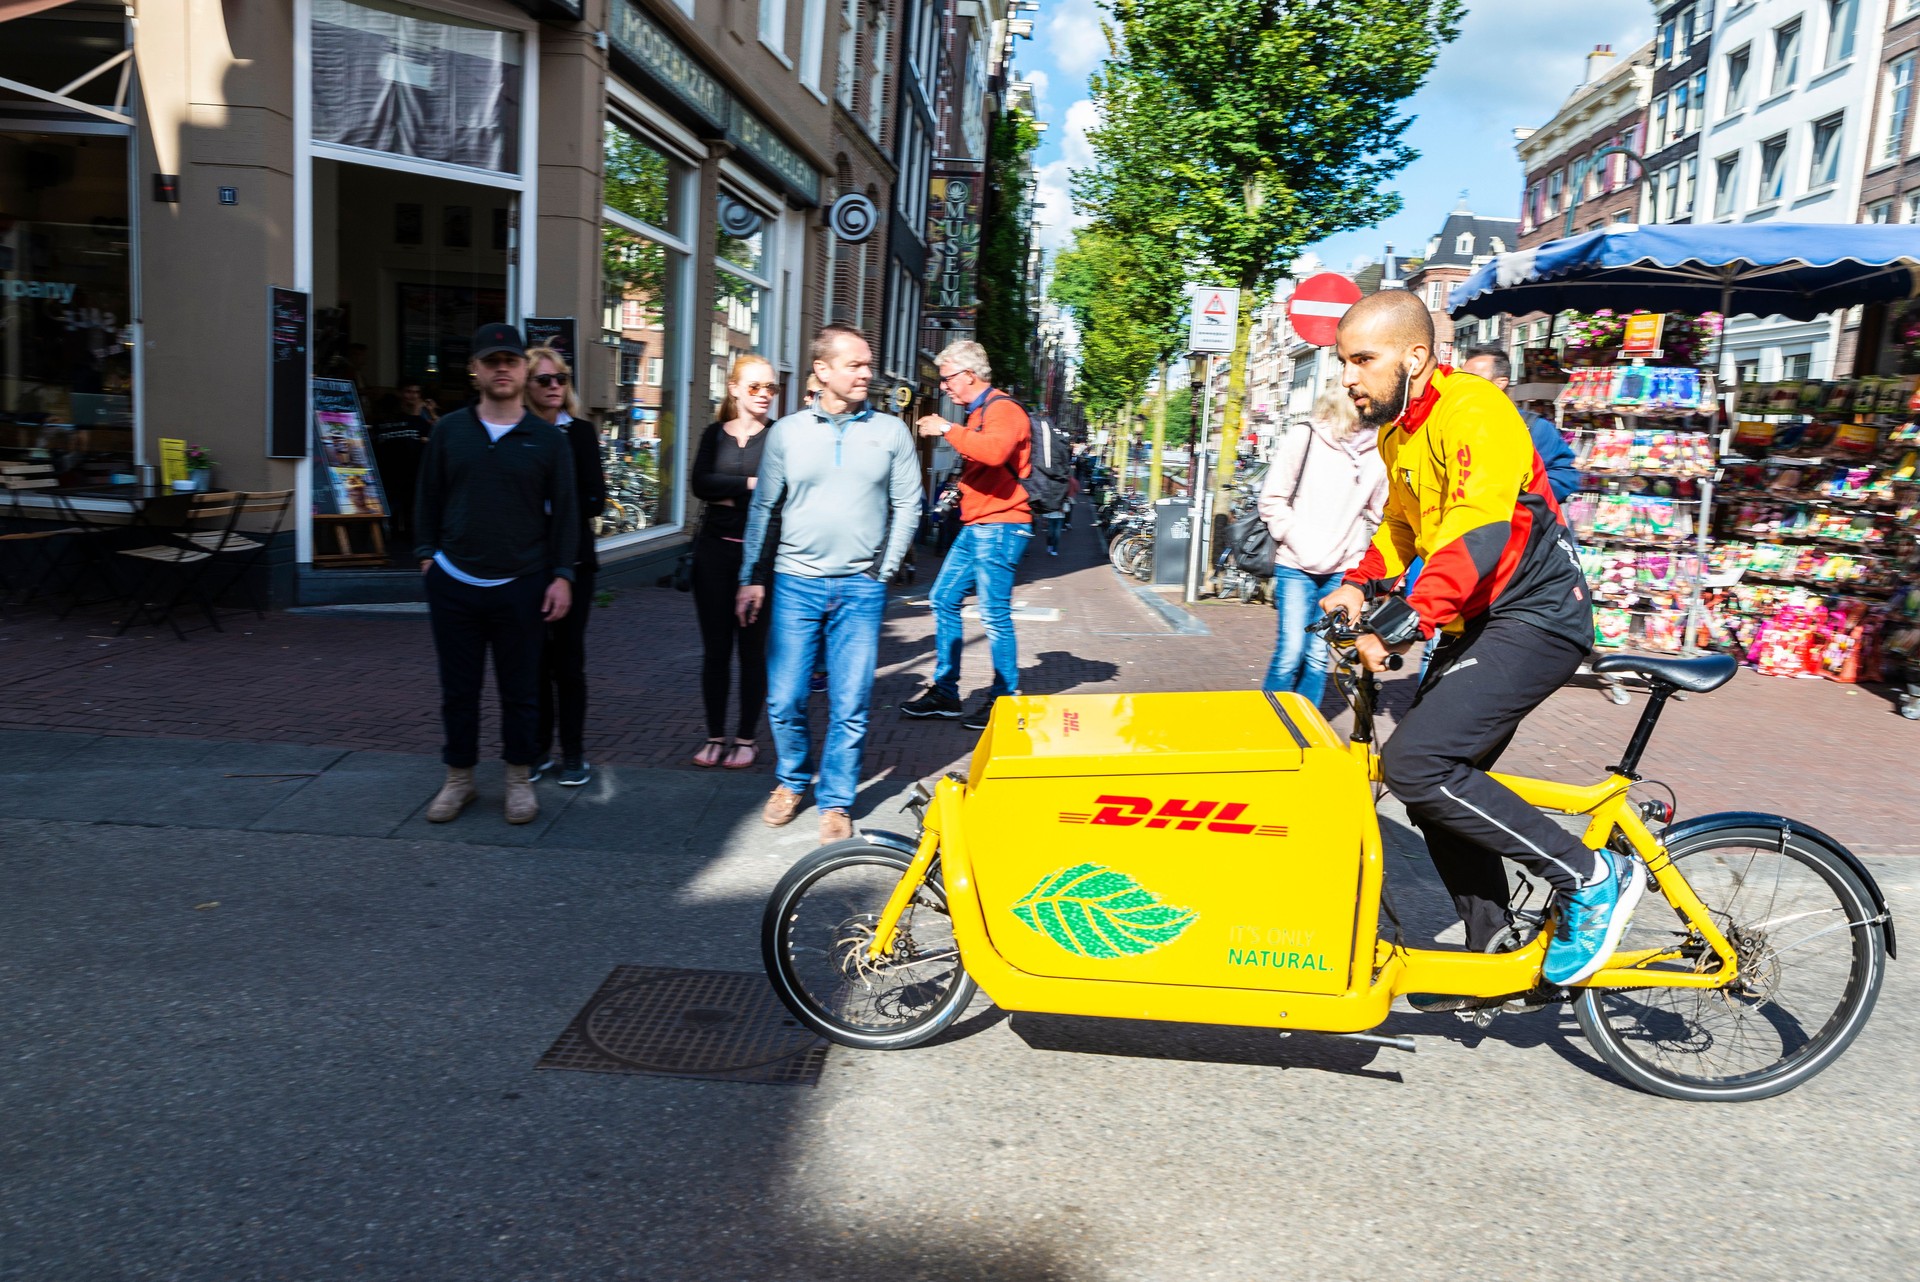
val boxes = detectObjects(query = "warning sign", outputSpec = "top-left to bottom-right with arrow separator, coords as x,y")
1186,286 -> 1240,353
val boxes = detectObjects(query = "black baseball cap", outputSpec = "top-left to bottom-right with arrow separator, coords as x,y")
471,322 -> 526,361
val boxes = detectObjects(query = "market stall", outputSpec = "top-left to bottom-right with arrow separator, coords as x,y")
1449,224 -> 1920,713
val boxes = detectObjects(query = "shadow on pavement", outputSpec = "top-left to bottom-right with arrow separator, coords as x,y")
1008,1012 -> 1403,1084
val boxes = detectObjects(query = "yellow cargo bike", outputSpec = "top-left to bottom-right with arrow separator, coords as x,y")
762,615 -> 1894,1101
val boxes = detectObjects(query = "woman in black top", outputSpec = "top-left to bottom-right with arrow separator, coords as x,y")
689,356 -> 777,768
524,346 -> 607,787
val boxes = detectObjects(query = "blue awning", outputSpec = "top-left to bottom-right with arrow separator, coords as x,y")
1449,223 -> 1920,322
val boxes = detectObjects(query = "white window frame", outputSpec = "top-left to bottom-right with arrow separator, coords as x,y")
1757,134 -> 1788,204
1681,155 -> 1698,217
1823,0 -> 1857,69
1769,19 -> 1800,98
759,0 -> 790,64
1455,232 -> 1472,255
798,0 -> 828,99
1904,190 -> 1920,223
1724,43 -> 1751,113
1807,113 -> 1843,189
1878,55 -> 1914,167
1867,199 -> 1894,223
1714,152 -> 1740,217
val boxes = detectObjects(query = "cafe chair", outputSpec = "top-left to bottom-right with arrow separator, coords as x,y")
183,489 -> 295,619
112,491 -> 245,639
1,466 -> 82,609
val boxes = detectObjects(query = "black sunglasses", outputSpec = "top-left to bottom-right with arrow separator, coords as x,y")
532,372 -> 571,388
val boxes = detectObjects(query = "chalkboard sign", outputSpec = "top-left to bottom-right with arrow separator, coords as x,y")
522,315 -> 577,369
267,286 -> 311,457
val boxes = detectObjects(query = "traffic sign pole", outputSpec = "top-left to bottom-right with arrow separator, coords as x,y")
1184,354 -> 1216,604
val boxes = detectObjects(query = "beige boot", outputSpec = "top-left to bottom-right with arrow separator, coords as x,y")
504,763 -> 540,825
426,766 -> 475,823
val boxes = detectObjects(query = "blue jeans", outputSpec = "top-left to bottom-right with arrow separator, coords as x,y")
766,572 -> 889,812
1263,565 -> 1342,706
930,521 -> 1030,698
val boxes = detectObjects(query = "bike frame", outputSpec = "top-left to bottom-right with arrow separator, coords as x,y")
860,634 -> 1744,1037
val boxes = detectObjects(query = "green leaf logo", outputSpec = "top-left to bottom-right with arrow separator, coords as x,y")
1010,863 -> 1198,959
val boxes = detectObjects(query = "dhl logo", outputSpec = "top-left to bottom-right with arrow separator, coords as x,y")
1058,795 -> 1287,838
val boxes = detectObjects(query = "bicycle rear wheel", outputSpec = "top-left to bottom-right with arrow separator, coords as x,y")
762,840 -> 978,1050
1575,824 -> 1888,1101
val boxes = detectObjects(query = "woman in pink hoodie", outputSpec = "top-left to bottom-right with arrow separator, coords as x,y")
1257,388 -> 1388,706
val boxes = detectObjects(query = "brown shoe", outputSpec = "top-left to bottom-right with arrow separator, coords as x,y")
762,784 -> 803,827
426,766 -> 475,822
819,808 -> 854,844
504,763 -> 539,825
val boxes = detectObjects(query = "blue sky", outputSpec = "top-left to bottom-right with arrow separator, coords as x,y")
1018,0 -> 1653,271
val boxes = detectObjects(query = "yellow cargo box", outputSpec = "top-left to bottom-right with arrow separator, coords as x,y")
960,691 -> 1374,997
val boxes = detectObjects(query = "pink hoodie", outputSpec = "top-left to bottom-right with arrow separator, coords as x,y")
1256,420 -> 1388,576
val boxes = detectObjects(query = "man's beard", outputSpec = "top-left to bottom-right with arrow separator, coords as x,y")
1355,378 -> 1407,428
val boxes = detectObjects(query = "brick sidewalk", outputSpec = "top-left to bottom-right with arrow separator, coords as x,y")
3,512 -> 1915,854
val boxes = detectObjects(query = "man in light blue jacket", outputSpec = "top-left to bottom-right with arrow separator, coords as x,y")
736,325 -> 922,843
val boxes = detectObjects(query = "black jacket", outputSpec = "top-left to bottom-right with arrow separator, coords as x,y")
414,406 -> 579,581
555,414 -> 608,573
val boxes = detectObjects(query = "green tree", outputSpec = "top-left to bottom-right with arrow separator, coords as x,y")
977,109 -> 1041,393
1077,0 -> 1463,499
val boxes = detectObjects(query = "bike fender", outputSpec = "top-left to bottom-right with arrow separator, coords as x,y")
1661,811 -> 1897,960
858,828 -> 920,856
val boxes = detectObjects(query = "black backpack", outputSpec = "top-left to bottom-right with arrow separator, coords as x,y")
985,393 -> 1072,514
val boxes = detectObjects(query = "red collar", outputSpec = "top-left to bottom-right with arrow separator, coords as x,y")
1396,364 -> 1451,436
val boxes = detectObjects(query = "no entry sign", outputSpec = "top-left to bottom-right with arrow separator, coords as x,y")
1286,272 -> 1362,347
1186,286 -> 1240,352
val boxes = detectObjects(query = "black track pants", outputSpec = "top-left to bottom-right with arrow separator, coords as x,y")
537,568 -> 594,764
1380,617 -> 1601,951
426,565 -> 546,768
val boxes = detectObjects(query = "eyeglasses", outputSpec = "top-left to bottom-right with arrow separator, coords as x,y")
937,370 -> 963,385
741,381 -> 779,395
532,373 -> 570,388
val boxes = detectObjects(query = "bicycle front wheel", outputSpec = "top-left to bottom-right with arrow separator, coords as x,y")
1575,824 -> 1888,1102
762,840 -> 978,1050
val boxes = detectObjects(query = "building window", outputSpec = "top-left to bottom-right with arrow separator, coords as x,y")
1455,232 -> 1473,255
1690,70 -> 1707,133
799,0 -> 827,93
1714,153 -> 1740,217
1808,114 -> 1843,189
834,0 -> 859,110
1681,156 -> 1698,217
1653,97 -> 1669,150
1757,134 -> 1788,204
712,192 -> 774,421
1660,165 -> 1681,222
1724,44 -> 1750,112
1658,15 -> 1676,64
1696,2 -> 1713,36
1868,200 -> 1894,224
1546,170 -> 1564,215
620,350 -> 642,385
1784,352 -> 1812,380
1879,55 -> 1915,167
1823,0 -> 1857,68
602,121 -> 692,534
1673,84 -> 1691,141
1770,19 -> 1800,97
759,0 -> 786,55
1907,191 -> 1920,224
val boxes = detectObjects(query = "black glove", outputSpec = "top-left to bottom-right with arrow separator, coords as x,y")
1360,594 -> 1425,647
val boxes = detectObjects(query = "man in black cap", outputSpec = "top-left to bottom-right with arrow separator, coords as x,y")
414,322 -> 578,825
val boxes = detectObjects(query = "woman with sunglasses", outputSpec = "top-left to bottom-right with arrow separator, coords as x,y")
688,356 -> 779,768
524,345 -> 607,787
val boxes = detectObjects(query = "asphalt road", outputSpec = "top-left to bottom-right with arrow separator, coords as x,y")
3,760 -> 1916,1281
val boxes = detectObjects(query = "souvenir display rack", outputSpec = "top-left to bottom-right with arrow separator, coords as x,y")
1704,376 -> 1920,686
1552,365 -> 1721,655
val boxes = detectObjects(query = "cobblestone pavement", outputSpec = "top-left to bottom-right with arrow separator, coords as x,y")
3,511 -> 1916,854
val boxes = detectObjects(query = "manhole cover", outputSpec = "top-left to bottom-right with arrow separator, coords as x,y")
537,966 -> 828,1085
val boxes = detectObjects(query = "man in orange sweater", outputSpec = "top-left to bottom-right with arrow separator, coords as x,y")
901,340 -> 1033,731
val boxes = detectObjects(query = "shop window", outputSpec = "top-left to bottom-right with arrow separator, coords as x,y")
0,131 -> 133,483
1769,20 -> 1800,97
601,121 -> 692,538
712,192 -> 773,421
1808,114 -> 1843,189
311,0 -> 523,174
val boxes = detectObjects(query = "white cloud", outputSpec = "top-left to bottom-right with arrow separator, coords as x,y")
1023,68 -> 1051,113
1061,97 -> 1099,170
1040,0 -> 1106,78
1032,158 -> 1088,253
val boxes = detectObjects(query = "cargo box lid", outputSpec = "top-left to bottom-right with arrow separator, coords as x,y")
973,692 -> 1312,779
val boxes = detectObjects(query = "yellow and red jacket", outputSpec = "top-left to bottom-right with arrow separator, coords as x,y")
1343,366 -> 1592,649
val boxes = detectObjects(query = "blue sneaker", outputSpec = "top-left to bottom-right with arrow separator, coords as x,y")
1542,849 -> 1646,987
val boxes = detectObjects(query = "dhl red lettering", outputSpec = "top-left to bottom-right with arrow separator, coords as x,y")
1089,795 -> 1154,826
1150,799 -> 1217,831
1207,801 -> 1256,835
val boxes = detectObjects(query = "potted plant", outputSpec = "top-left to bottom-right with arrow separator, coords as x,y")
185,444 -> 217,492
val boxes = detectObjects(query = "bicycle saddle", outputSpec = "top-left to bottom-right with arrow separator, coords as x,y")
1591,651 -> 1738,693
